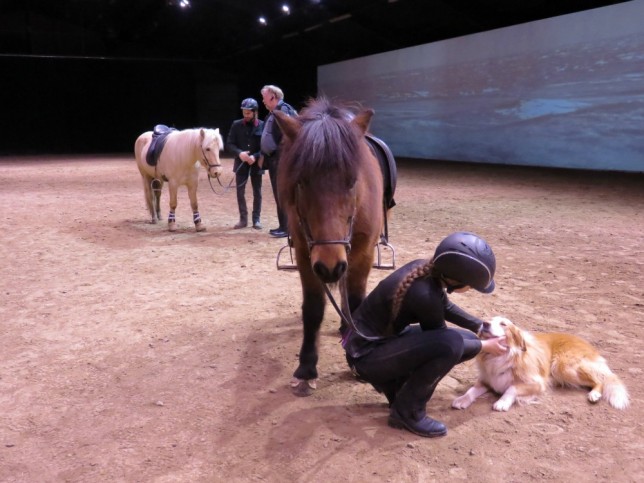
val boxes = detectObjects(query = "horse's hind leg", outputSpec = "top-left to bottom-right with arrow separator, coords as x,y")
187,182 -> 205,232
292,285 -> 326,397
141,175 -> 160,223
152,178 -> 163,222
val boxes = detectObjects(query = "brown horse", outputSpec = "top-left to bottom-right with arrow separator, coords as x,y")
274,98 -> 389,396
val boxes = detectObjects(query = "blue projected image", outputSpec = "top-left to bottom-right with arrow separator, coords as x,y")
318,2 -> 644,172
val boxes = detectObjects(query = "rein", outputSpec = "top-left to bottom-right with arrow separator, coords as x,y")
200,141 -> 246,196
206,159 -> 251,195
323,280 -> 383,343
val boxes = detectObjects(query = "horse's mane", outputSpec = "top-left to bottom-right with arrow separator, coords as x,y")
281,98 -> 361,200
181,127 -> 222,148
164,128 -> 222,161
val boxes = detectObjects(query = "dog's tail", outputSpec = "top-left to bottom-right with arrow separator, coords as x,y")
580,359 -> 629,410
602,373 -> 630,410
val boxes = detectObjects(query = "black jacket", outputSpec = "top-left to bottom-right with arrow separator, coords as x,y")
344,259 -> 484,358
226,118 -> 265,174
260,100 -> 297,158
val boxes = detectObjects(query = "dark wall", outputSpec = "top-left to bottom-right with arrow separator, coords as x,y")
0,53 -> 318,155
0,57 -> 258,154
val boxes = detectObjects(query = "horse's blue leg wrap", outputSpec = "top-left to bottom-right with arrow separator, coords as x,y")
168,211 -> 176,222
193,211 -> 201,224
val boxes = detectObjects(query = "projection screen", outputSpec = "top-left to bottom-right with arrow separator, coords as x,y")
318,2 -> 644,172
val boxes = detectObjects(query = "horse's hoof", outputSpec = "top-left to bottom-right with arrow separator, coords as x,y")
290,377 -> 317,397
151,219 -> 158,224
168,222 -> 177,232
195,223 -> 206,232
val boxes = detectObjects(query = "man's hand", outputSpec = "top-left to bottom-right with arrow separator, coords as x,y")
240,151 -> 256,164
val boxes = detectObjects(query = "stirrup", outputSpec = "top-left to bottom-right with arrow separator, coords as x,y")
150,178 -> 162,195
373,235 -> 396,270
276,236 -> 297,270
276,236 -> 395,271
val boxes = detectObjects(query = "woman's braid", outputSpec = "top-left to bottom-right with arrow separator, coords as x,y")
390,260 -> 434,320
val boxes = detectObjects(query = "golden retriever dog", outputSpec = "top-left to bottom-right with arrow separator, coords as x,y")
452,316 -> 629,411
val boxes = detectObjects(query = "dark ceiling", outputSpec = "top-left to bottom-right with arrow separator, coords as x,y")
1,0 -> 628,71
0,0 -> 632,154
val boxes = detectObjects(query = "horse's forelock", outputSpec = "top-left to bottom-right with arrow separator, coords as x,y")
192,128 -> 221,153
285,100 -> 360,193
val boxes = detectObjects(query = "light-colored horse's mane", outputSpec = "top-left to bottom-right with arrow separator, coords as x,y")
163,128 -> 223,165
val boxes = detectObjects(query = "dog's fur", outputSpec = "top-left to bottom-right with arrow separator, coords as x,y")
452,316 -> 629,411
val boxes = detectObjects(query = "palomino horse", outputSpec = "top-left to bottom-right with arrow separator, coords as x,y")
134,127 -> 224,231
274,98 -> 391,396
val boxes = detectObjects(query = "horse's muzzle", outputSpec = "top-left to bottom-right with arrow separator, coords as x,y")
313,260 -> 347,283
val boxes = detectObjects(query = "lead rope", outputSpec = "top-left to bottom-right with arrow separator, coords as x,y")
322,281 -> 383,343
206,159 -> 253,195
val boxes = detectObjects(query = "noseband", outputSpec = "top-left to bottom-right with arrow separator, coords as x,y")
201,145 -> 222,172
300,215 -> 354,253
296,183 -> 355,254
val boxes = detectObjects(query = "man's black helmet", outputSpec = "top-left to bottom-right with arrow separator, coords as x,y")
240,98 -> 259,111
432,232 -> 496,293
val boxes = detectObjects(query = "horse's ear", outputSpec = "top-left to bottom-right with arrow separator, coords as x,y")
351,109 -> 375,135
273,110 -> 300,141
199,128 -> 205,140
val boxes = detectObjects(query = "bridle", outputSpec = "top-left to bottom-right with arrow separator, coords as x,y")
295,183 -> 356,255
299,214 -> 355,254
206,157 -> 255,195
200,144 -> 222,175
294,182 -> 382,343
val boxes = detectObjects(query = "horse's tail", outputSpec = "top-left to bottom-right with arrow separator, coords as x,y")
134,133 -> 151,165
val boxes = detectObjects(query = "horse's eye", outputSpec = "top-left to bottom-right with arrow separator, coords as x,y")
206,148 -> 211,151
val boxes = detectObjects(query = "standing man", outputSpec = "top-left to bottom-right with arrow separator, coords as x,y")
260,85 -> 297,238
227,98 -> 265,229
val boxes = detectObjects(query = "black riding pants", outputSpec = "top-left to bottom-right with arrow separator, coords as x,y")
235,168 -> 262,223
267,158 -> 288,231
348,325 -> 479,421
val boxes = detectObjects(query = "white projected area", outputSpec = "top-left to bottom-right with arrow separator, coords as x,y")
318,2 -> 644,172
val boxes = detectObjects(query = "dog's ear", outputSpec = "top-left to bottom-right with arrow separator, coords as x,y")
506,324 -> 527,352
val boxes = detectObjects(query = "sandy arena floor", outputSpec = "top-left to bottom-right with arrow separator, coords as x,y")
0,155 -> 642,482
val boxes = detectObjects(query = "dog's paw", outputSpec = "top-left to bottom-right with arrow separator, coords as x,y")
493,398 -> 513,411
588,389 -> 601,403
452,394 -> 474,409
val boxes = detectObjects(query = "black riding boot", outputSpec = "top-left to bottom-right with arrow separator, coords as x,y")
387,349 -> 461,438
372,378 -> 405,408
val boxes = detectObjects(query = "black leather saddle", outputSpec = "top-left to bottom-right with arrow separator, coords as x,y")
146,124 -> 177,167
365,133 -> 397,210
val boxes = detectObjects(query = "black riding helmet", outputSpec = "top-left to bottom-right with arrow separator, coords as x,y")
240,98 -> 259,111
432,232 -> 496,293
